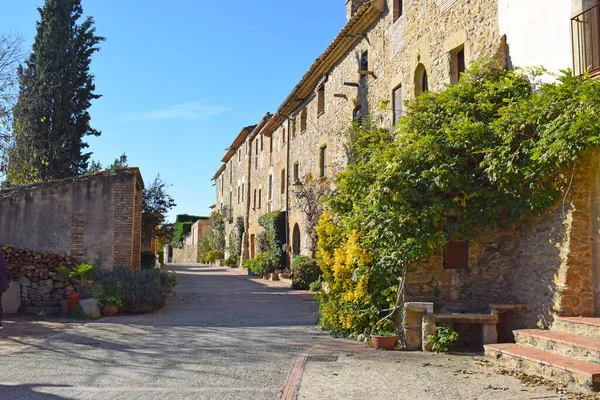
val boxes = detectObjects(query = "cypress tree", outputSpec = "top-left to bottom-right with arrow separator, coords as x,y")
8,0 -> 104,183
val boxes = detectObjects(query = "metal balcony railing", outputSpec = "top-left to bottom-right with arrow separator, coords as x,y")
572,3 -> 600,76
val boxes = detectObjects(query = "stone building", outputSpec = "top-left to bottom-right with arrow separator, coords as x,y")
171,217 -> 213,264
0,168 -> 144,271
212,0 -> 600,385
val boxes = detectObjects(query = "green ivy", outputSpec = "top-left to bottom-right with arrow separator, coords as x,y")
318,63 -> 600,335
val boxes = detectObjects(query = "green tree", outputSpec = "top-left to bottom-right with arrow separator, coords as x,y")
7,0 -> 104,184
142,174 -> 177,245
106,153 -> 128,170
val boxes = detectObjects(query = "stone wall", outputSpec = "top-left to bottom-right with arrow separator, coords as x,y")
404,151 -> 600,329
2,245 -> 79,314
172,245 -> 200,264
0,169 -> 144,272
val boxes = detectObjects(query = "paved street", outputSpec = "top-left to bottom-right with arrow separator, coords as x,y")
0,264 -> 327,399
0,265 -> 580,400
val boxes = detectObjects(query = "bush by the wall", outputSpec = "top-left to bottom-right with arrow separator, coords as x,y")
291,256 -> 321,290
96,268 -> 177,313
201,249 -> 224,263
225,253 -> 239,267
141,251 -> 156,270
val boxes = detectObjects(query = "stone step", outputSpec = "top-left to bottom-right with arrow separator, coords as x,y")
554,317 -> 600,339
515,329 -> 600,364
485,343 -> 600,391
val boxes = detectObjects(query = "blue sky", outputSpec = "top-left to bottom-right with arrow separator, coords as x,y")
0,1 -> 347,221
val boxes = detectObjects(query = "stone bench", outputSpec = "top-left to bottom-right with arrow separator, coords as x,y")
404,302 -> 526,351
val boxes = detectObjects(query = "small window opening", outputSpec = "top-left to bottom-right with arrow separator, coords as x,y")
317,85 -> 325,115
300,108 -> 307,132
444,241 -> 469,269
319,145 -> 327,178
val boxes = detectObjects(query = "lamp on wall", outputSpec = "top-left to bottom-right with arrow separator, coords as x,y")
293,179 -> 303,194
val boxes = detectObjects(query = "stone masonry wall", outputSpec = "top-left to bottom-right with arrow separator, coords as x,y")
2,245 -> 78,314
404,151 -> 600,329
172,245 -> 200,264
0,169 -> 143,272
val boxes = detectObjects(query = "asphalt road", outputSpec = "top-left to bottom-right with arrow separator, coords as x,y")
0,264 -> 326,400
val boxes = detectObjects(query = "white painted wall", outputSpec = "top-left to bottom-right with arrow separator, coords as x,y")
498,0 -> 573,75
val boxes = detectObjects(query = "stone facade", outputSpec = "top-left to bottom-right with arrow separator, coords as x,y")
0,169 -> 144,271
172,218 -> 212,264
212,0 -> 594,337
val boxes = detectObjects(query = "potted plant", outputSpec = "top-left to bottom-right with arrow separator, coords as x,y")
90,282 -> 122,317
371,321 -> 398,350
59,262 -> 98,311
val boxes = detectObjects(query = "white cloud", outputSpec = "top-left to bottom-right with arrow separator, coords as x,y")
122,101 -> 231,121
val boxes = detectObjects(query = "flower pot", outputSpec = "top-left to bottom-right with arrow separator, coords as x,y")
70,292 -> 80,311
102,302 -> 119,317
371,335 -> 397,350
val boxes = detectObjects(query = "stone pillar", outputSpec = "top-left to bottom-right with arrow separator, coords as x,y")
404,302 -> 435,351
422,314 -> 437,352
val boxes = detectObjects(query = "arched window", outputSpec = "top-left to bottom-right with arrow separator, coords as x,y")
414,63 -> 429,96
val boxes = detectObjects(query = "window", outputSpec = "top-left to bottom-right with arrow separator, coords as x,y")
360,51 -> 369,82
253,189 -> 257,209
281,169 -> 286,194
220,176 -> 223,195
450,47 -> 466,84
444,241 -> 469,269
237,185 -> 240,204
260,135 -> 263,151
269,135 -> 273,154
393,85 -> 402,125
393,0 -> 403,22
268,175 -> 273,200
422,71 -> 429,93
415,64 -> 429,96
258,189 -> 262,209
241,183 -> 244,203
282,128 -> 286,145
229,164 -> 232,183
353,105 -> 362,123
293,162 -> 299,182
319,146 -> 327,178
238,148 -> 241,162
292,117 -> 297,138
300,108 -> 307,132
317,84 -> 325,115
255,139 -> 258,170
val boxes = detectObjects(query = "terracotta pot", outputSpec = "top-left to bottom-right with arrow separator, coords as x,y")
371,335 -> 397,350
70,292 -> 80,311
101,302 -> 119,317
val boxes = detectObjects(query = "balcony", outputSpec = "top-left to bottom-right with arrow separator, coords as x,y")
572,3 -> 600,77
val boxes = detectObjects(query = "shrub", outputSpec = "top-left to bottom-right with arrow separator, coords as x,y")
291,256 -> 321,290
427,324 -> 459,353
96,268 -> 177,314
225,253 -> 239,267
243,252 -> 276,276
309,279 -> 322,292
201,249 -> 224,263
141,251 -> 156,270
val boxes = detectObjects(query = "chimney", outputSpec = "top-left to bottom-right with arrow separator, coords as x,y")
346,0 -> 370,20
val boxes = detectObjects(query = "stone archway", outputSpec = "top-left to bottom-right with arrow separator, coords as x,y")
292,224 -> 301,257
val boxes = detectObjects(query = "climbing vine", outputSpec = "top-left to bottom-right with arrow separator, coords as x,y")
316,63 -> 600,335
